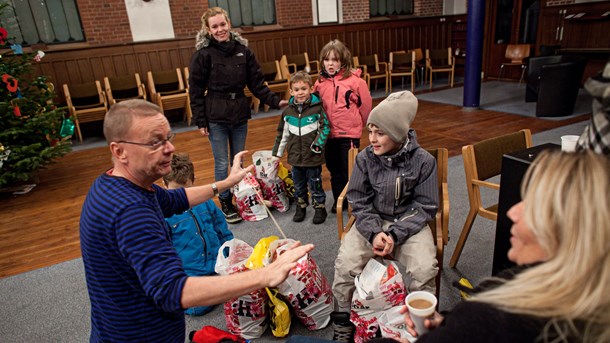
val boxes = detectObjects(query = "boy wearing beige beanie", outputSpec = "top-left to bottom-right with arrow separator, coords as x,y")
330,91 -> 439,341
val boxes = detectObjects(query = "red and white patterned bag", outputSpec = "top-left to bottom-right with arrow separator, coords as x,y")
215,239 -> 268,339
350,259 -> 406,343
264,239 -> 333,330
252,150 -> 289,212
233,173 -> 268,221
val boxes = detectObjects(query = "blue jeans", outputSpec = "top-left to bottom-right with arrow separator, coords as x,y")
207,122 -> 248,200
292,166 -> 325,205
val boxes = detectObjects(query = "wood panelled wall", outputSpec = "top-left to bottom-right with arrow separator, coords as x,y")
34,15 -> 465,103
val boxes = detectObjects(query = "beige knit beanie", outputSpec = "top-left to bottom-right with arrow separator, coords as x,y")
367,90 -> 418,143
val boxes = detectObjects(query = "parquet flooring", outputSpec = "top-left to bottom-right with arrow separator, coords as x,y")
0,99 -> 588,277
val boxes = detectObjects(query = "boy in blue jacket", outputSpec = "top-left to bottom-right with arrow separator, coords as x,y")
163,153 -> 234,316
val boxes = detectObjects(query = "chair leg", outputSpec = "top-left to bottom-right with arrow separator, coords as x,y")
499,65 -> 505,80
449,209 -> 478,268
74,119 -> 83,143
429,71 -> 433,90
411,73 -> 415,92
519,65 -> 527,85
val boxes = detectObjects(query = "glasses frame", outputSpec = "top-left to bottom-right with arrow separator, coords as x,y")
116,132 -> 176,150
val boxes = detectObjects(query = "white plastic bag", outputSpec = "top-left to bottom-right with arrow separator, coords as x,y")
253,150 -> 290,212
350,259 -> 407,343
253,150 -> 280,180
233,174 -> 268,221
215,239 -> 268,339
378,305 -> 416,342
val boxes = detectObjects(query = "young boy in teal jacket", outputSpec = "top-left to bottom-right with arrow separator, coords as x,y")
163,153 -> 234,316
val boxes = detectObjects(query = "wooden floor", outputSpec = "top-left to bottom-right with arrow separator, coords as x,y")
0,99 -> 588,278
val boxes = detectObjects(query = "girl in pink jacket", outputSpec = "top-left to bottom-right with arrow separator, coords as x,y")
314,39 -> 372,213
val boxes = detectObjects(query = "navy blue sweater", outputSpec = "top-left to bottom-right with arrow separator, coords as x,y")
80,172 -> 190,342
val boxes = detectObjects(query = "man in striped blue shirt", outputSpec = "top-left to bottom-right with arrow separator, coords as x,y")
80,100 -> 313,342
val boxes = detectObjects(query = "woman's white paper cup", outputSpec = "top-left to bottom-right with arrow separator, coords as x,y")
561,135 -> 579,152
406,291 -> 437,335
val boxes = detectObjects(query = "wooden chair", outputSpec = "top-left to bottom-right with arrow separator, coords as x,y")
499,44 -> 530,84
280,53 -> 320,82
426,48 -> 455,90
449,129 -> 532,268
336,146 -> 359,240
147,68 -> 192,125
353,54 -> 389,93
63,80 -> 108,142
337,147 -> 450,299
411,48 -> 426,85
103,73 -> 146,105
389,50 -> 416,92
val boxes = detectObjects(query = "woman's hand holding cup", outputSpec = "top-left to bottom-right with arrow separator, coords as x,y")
401,291 -> 444,338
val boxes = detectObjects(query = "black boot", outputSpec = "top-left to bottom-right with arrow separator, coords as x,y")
219,197 -> 242,224
331,311 -> 355,342
312,202 -> 327,224
293,198 -> 307,222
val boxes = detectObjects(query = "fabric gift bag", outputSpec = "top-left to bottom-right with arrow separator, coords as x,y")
264,239 -> 333,330
350,258 -> 407,343
233,173 -> 268,221
215,239 -> 269,339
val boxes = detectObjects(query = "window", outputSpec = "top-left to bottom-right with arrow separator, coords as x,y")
1,0 -> 84,45
209,0 -> 276,27
370,0 -> 413,16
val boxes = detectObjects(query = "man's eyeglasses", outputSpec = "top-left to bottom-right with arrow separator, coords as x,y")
116,132 -> 176,150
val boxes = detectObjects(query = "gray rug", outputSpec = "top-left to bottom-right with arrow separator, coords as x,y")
0,121 -> 590,342
416,81 -> 593,120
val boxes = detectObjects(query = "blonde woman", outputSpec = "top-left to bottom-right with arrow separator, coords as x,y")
403,150 -> 610,343
189,7 -> 288,223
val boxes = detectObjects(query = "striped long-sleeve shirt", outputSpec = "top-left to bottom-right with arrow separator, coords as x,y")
346,129 -> 438,244
80,172 -> 190,342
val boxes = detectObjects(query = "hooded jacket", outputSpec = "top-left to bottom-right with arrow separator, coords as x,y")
271,93 -> 330,167
313,68 -> 372,139
346,129 -> 438,244
189,31 -> 280,128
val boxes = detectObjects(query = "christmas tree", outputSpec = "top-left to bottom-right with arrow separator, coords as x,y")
0,3 -> 72,189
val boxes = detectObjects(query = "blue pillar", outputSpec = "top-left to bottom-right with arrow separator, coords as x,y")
463,0 -> 486,109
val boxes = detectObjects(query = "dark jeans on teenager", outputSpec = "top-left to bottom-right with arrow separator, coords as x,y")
207,122 -> 248,200
292,165 -> 326,205
324,137 -> 360,204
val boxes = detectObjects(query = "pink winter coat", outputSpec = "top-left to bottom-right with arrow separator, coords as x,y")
314,68 -> 372,139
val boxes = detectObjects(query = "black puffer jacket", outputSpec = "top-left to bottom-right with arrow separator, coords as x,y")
189,31 -> 280,128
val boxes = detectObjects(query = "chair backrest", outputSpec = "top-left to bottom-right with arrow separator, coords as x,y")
427,48 -> 452,67
505,44 -> 530,63
390,51 -> 415,70
260,60 -> 283,82
471,129 -> 532,181
104,73 -> 144,102
148,68 -> 184,95
358,55 -> 377,72
65,81 -> 104,107
412,48 -> 424,63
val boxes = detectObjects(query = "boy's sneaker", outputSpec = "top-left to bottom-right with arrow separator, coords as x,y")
331,311 -> 354,342
312,204 -> 327,224
220,198 -> 242,224
293,198 -> 307,222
